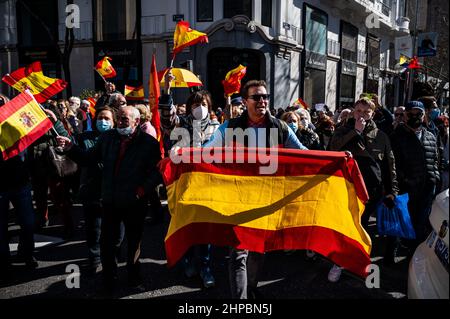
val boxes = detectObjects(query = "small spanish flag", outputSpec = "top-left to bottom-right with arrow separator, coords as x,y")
293,97 -> 310,110
408,56 -> 421,69
2,61 -> 67,103
173,21 -> 208,56
124,85 -> 144,101
222,64 -> 247,97
0,91 -> 53,160
95,56 -> 116,79
86,97 -> 96,117
160,148 -> 372,278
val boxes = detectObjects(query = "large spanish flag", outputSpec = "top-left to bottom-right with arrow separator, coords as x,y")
222,64 -> 247,97
0,91 -> 53,160
173,21 -> 208,55
124,85 -> 144,101
95,56 -> 116,79
160,148 -> 372,277
2,61 -> 67,103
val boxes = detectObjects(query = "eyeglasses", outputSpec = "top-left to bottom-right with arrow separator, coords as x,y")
248,94 -> 270,101
119,101 -> 127,106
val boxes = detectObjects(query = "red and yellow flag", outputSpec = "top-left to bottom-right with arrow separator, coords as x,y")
173,21 -> 208,56
0,91 -> 53,160
293,97 -> 310,109
86,97 -> 96,117
222,64 -> 247,97
124,85 -> 144,101
149,54 -> 164,158
95,56 -> 116,79
160,148 -> 372,277
2,62 -> 67,104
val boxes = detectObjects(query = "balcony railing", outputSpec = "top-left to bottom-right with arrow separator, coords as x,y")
327,39 -> 340,57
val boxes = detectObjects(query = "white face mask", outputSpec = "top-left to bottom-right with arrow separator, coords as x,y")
301,119 -> 309,128
116,126 -> 134,136
192,105 -> 209,120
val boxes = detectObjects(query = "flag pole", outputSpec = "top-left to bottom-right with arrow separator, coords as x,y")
93,68 -> 108,84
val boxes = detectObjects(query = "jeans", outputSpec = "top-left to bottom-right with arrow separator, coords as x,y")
183,244 -> 212,272
83,201 -> 102,266
0,184 -> 35,265
228,248 -> 264,299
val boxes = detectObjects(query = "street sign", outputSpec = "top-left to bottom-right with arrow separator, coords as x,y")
417,32 -> 438,57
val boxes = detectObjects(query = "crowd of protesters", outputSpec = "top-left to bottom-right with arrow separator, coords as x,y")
0,72 -> 448,298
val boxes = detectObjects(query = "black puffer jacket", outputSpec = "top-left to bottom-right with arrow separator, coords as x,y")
390,124 -> 440,193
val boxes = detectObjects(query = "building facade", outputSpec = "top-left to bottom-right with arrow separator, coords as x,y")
0,0 -> 412,111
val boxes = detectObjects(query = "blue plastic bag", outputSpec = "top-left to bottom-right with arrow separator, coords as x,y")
376,193 -> 416,239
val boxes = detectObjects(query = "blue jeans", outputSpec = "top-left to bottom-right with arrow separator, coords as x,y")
0,184 -> 36,265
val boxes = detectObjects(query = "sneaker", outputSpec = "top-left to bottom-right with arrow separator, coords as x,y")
328,264 -> 342,283
200,268 -> 215,288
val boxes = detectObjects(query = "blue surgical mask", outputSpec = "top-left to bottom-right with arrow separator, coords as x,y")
430,108 -> 440,121
116,126 -> 134,136
288,122 -> 298,133
96,119 -> 112,132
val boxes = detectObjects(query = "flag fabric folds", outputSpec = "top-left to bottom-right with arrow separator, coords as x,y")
159,148 -> 372,278
95,56 -> 116,79
173,21 -> 208,56
124,85 -> 144,101
2,61 -> 67,103
149,54 -> 164,158
86,97 -> 96,117
222,64 -> 247,97
0,91 -> 53,160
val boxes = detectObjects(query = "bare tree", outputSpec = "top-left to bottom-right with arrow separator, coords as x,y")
17,0 -> 75,97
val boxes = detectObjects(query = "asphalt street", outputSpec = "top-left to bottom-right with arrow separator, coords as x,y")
0,202 -> 409,300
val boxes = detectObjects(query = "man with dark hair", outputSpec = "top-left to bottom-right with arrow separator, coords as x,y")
204,79 -> 307,299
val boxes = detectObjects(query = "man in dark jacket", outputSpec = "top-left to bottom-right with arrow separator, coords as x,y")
57,106 -> 162,290
329,97 -> 399,228
390,101 -> 440,252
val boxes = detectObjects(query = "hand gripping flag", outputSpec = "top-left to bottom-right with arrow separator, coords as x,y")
124,85 -> 144,101
95,56 -> 116,79
159,148 -> 372,278
2,61 -> 67,103
149,53 -> 164,158
222,65 -> 247,97
0,91 -> 53,160
173,21 -> 208,56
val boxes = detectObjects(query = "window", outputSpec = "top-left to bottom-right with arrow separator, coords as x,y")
340,74 -> 356,104
96,0 -> 137,41
197,0 -> 213,22
381,0 -> 391,16
341,22 -> 358,62
304,68 -> 326,107
261,0 -> 272,27
224,0 -> 252,19
367,36 -> 380,69
305,6 -> 327,55
389,42 -> 395,69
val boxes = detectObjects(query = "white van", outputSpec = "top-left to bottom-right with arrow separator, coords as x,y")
408,189 -> 449,299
